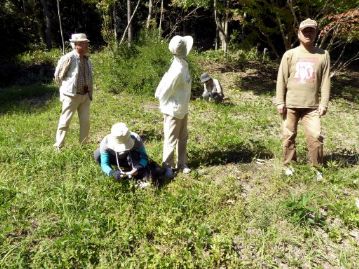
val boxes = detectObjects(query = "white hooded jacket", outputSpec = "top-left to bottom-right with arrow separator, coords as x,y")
155,56 -> 191,119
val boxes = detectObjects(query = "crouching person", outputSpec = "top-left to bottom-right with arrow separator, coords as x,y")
200,73 -> 224,102
94,122 -> 149,185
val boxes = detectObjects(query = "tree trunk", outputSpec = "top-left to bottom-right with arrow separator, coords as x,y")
22,0 -> 27,13
127,0 -> 133,47
113,2 -> 118,44
39,0 -> 52,49
214,0 -> 218,50
120,0 -> 141,46
215,0 -> 229,53
56,0 -> 65,55
158,0 -> 164,39
146,0 -> 153,30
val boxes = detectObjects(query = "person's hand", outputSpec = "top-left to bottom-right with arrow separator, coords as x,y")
127,168 -> 138,177
277,104 -> 286,115
110,170 -> 124,181
318,106 -> 327,117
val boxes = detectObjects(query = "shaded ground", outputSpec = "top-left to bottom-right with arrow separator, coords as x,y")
201,58 -> 359,102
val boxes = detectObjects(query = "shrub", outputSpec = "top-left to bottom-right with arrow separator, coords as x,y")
93,35 -> 202,97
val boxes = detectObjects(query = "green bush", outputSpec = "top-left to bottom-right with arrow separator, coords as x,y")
93,35 -> 203,97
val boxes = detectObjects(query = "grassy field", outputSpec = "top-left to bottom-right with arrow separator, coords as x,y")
0,50 -> 358,268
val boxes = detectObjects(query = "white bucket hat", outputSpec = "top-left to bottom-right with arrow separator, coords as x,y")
169,35 -> 193,57
69,33 -> 90,43
108,123 -> 134,153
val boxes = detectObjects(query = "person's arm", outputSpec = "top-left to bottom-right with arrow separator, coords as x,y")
319,50 -> 331,116
100,151 -> 113,176
54,55 -> 71,84
137,146 -> 148,169
214,79 -> 224,96
276,52 -> 290,114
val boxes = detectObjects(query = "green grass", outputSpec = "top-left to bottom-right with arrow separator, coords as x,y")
0,50 -> 358,268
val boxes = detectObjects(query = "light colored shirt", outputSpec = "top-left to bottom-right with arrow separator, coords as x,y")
155,57 -> 192,119
202,78 -> 223,97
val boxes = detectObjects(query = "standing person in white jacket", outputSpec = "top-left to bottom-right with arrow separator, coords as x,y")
53,33 -> 93,150
155,35 -> 193,177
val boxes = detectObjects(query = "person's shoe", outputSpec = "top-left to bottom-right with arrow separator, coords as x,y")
284,166 -> 294,176
137,181 -> 151,189
165,167 -> 174,178
53,145 -> 61,152
315,170 -> 323,181
180,165 -> 191,174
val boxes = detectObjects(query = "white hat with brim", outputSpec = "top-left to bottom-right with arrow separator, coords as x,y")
108,123 -> 135,153
169,35 -> 193,57
69,33 -> 90,43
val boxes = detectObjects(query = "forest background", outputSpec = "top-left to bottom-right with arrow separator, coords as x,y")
0,0 -> 358,268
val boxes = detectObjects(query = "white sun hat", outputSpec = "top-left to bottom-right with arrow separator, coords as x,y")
69,33 -> 90,43
168,35 -> 193,57
108,123 -> 134,153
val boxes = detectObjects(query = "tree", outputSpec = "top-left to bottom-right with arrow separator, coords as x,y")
39,0 -> 52,49
56,0 -> 65,54
318,8 -> 359,76
120,0 -> 141,46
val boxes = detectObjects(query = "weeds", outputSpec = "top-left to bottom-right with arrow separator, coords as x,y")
0,47 -> 358,268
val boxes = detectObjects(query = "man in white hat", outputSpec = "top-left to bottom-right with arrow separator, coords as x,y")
155,35 -> 193,177
275,18 -> 331,178
200,72 -> 224,102
53,33 -> 93,150
93,122 -> 149,181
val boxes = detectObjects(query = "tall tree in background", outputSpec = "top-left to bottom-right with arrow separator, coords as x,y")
158,0 -> 164,38
56,0 -> 65,54
120,0 -> 141,46
146,0 -> 153,29
39,0 -> 52,49
127,0 -> 132,46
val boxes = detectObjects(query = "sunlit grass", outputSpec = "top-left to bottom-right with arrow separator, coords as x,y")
0,50 -> 358,267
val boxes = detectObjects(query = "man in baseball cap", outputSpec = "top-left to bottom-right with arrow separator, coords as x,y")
275,18 -> 330,179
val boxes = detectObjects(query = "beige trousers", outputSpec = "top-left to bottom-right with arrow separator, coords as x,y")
162,114 -> 188,169
282,108 -> 324,166
54,94 -> 91,148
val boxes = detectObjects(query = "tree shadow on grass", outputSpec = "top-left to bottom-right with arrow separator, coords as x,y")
0,60 -> 54,87
0,84 -> 57,114
331,70 -> 359,103
188,141 -> 274,168
234,62 -> 277,96
324,149 -> 359,167
138,129 -> 162,142
230,60 -> 359,102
